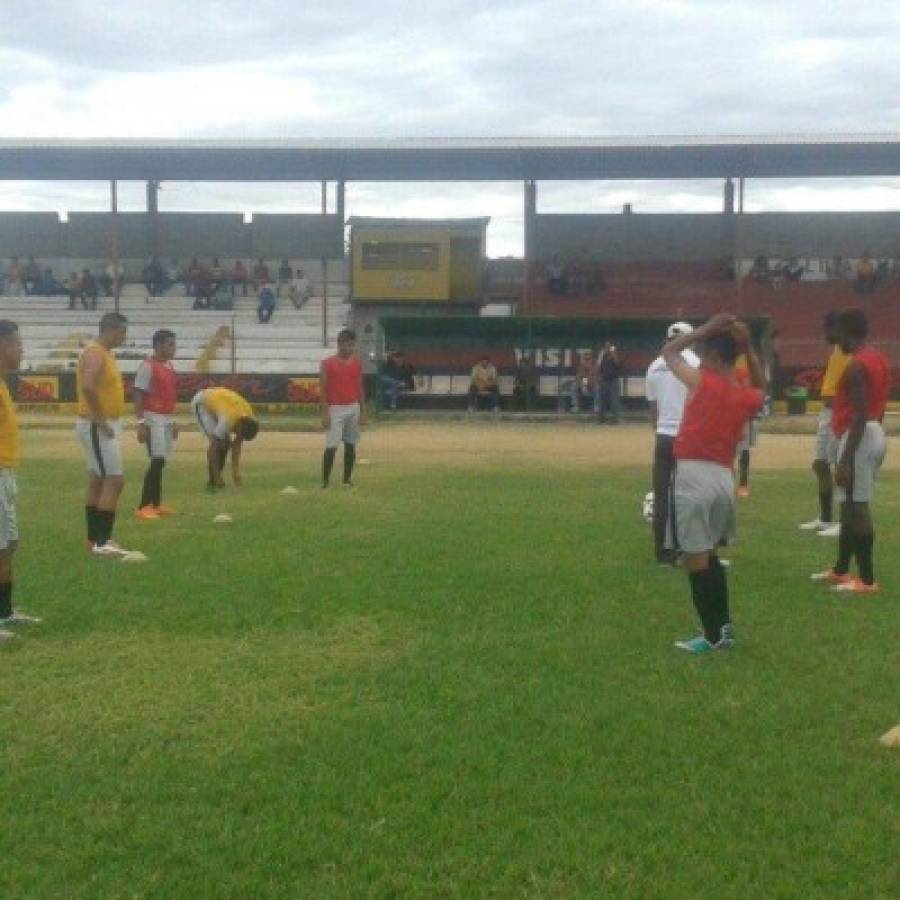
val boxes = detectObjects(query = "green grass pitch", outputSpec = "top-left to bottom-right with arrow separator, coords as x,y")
1,425 -> 898,899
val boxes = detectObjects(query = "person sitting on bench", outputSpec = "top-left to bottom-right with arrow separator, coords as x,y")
468,355 -> 500,412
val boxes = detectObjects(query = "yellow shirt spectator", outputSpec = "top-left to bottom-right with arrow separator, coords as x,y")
820,347 -> 850,399
77,341 -> 125,419
471,361 -> 498,391
0,380 -> 20,469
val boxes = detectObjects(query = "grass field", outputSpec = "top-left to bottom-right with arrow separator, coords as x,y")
1,421 -> 898,899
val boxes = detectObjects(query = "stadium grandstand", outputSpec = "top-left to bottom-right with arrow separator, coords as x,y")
1,136 -> 898,408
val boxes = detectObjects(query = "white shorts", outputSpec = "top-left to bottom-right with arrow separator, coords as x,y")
76,418 -> 124,478
813,407 -> 838,464
0,469 -> 18,551
326,403 -> 361,449
671,460 -> 736,554
191,392 -> 220,440
835,422 -> 887,504
145,411 -> 176,460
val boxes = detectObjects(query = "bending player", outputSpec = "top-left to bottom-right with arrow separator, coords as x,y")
811,309 -> 889,593
662,314 -> 765,653
799,312 -> 848,537
191,386 -> 259,489
0,321 -> 40,641
320,328 -> 366,488
134,329 -> 178,519
76,313 -> 135,556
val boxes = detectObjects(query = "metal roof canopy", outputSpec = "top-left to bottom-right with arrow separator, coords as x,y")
3,136 -> 900,182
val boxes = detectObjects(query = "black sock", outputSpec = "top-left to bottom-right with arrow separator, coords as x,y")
739,450 -> 750,487
856,533 -> 875,584
86,505 -> 100,543
149,458 -> 165,506
0,581 -> 11,619
96,509 -> 115,545
688,567 -> 721,644
834,507 -> 852,575
343,442 -> 356,483
709,555 -> 730,638
322,447 -> 337,485
819,490 -> 833,523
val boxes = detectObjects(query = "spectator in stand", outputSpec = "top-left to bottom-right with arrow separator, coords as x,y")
289,268 -> 312,309
103,260 -> 124,297
257,283 -> 277,323
167,259 -> 182,292
749,255 -> 769,282
252,258 -> 270,293
855,252 -> 876,293
513,352 -> 539,411
546,255 -> 568,295
5,258 -> 24,297
277,259 -> 293,298
32,268 -> 62,296
829,255 -> 851,280
24,257 -> 40,294
186,257 -> 202,297
212,279 -> 233,311
596,341 -> 623,423
381,350 -> 416,411
468,355 -> 500,412
142,257 -> 166,297
210,257 -> 225,287
80,269 -> 98,310
783,257 -> 804,283
65,272 -> 82,310
231,260 -> 249,297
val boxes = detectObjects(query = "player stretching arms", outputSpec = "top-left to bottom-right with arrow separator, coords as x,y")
320,328 -> 366,488
0,321 -> 40,641
76,313 -> 134,556
662,314 -> 765,653
191,387 -> 259,489
799,312 -> 849,537
811,309 -> 889,593
134,329 -> 178,519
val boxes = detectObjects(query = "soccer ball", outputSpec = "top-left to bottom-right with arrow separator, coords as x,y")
642,491 -> 654,525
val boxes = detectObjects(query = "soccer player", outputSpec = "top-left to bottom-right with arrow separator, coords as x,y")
320,328 -> 366,488
645,322 -> 699,565
662,314 -> 765,653
191,387 -> 259,489
811,309 -> 889,593
77,312 -> 134,557
799,312 -> 849,536
0,321 -> 40,642
734,352 -> 760,499
134,329 -> 178,519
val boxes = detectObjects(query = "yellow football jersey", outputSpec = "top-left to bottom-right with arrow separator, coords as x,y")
204,387 -> 253,427
0,380 -> 20,468
77,342 -> 125,419
820,347 -> 850,399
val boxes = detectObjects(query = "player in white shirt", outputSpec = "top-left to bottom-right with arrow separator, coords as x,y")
645,322 -> 700,565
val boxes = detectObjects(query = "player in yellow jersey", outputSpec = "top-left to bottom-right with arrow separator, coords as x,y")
76,313 -> 136,557
190,386 -> 259,489
0,321 -> 41,642
799,312 -> 850,536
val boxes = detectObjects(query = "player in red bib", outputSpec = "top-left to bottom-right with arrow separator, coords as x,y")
133,329 -> 178,519
320,329 -> 366,487
811,309 -> 890,593
662,314 -> 766,653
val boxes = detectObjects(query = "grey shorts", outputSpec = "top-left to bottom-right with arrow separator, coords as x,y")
835,422 -> 887,503
326,403 -> 360,449
145,411 -> 176,459
76,418 -> 124,477
813,407 -> 838,464
671,460 -> 736,554
0,469 -> 18,551
737,419 -> 759,454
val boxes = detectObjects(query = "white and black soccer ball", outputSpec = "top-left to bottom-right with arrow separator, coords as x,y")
642,491 -> 654,525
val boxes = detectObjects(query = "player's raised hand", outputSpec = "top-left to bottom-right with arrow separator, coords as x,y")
705,313 -> 737,334
731,320 -> 751,348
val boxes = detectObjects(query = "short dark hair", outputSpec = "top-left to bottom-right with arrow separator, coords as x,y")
839,308 -> 868,342
152,328 -> 176,350
237,417 -> 259,441
99,312 -> 127,333
337,328 -> 356,343
705,332 -> 739,366
0,320 -> 19,341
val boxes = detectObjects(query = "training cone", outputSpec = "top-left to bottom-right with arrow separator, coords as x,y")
213,513 -> 233,524
281,486 -> 299,496
121,551 -> 149,563
879,725 -> 900,748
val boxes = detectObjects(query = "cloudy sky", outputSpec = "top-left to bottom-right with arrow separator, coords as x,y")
2,0 -> 900,254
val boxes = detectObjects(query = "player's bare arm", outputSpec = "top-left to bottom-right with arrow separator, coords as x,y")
231,436 -> 243,485
133,386 -> 148,444
81,348 -> 113,436
835,362 -> 867,488
663,314 -> 732,391
319,362 -> 330,428
648,400 -> 658,431
358,368 -> 367,426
